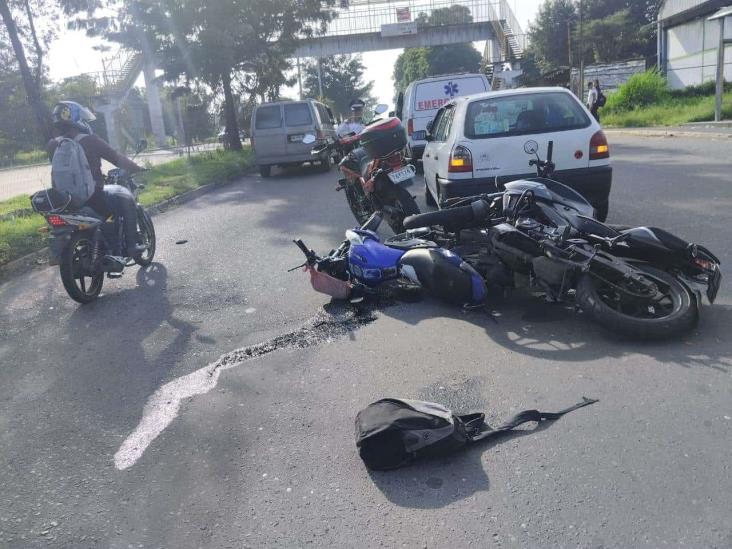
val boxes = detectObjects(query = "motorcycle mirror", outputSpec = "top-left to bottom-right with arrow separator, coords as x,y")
302,134 -> 317,144
523,140 -> 538,155
373,104 -> 388,115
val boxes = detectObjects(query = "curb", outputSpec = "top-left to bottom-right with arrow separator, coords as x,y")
604,128 -> 732,139
0,173 -> 255,284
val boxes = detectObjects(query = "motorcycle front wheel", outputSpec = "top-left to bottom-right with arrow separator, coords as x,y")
384,185 -> 420,234
344,182 -> 374,226
576,265 -> 697,339
60,232 -> 104,304
134,207 -> 156,266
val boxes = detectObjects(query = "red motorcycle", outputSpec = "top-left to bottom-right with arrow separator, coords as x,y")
312,116 -> 420,234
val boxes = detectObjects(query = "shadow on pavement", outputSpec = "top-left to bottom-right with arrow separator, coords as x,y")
368,422 -> 553,509
62,262 -> 209,422
375,291 -> 732,372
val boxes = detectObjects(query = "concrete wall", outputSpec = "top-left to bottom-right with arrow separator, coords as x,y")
664,15 -> 732,88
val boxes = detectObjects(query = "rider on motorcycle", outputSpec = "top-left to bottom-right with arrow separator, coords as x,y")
336,98 -> 366,138
47,101 -> 146,257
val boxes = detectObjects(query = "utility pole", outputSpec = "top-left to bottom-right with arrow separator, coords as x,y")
578,0 -> 584,96
317,58 -> 323,99
709,8 -> 732,122
297,58 -> 303,100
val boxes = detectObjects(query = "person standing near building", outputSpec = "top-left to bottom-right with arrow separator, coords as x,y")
586,81 -> 599,122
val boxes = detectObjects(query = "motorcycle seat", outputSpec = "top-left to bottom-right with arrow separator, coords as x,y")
384,238 -> 438,251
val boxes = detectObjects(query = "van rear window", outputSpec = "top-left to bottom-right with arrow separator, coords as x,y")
284,103 -> 313,126
464,92 -> 591,139
255,106 -> 282,129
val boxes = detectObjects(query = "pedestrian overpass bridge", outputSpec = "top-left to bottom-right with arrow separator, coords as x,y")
294,0 -> 525,68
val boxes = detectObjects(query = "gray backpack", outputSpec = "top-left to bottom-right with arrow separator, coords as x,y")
51,135 -> 95,208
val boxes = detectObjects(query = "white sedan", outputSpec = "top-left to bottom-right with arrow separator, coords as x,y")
417,87 -> 612,220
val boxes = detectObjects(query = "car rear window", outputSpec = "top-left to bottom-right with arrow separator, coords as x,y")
255,105 -> 282,129
464,92 -> 591,139
284,103 -> 313,126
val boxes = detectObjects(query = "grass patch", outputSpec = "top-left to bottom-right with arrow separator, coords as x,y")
601,92 -> 732,127
0,148 -> 252,267
600,69 -> 732,127
0,149 -> 48,169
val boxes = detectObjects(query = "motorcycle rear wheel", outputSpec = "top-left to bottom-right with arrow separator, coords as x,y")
576,265 -> 697,339
60,232 -> 104,304
134,208 -> 156,266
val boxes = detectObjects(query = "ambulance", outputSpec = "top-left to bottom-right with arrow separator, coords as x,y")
396,72 -> 490,168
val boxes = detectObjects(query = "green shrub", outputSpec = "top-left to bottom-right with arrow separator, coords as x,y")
604,70 -> 669,112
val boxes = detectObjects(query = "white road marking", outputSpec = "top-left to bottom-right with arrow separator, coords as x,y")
114,361 -> 228,470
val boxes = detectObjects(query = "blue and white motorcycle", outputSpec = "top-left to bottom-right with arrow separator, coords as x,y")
292,213 -> 487,306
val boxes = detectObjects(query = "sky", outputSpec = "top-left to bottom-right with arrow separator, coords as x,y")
47,0 -> 543,106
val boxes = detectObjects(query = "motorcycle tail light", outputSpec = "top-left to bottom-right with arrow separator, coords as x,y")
590,130 -> 609,160
407,118 -> 414,136
47,215 -> 67,227
448,145 -> 473,173
694,257 -> 714,271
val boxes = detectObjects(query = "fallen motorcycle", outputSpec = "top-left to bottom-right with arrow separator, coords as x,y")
292,212 -> 486,306
308,105 -> 420,234
400,140 -> 721,339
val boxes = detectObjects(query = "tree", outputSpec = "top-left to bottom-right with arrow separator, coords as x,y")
302,55 -> 374,117
526,0 -> 577,75
75,0 -> 334,150
0,0 -> 54,141
393,5 -> 481,96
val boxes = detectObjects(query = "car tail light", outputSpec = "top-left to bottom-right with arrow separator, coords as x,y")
590,130 -> 609,160
448,145 -> 473,173
46,215 -> 67,227
316,129 -> 325,140
407,118 -> 413,136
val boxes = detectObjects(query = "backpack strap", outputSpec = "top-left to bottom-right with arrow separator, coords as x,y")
468,397 -> 598,442
73,134 -> 88,143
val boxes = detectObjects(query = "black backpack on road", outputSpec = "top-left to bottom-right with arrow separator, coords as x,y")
355,397 -> 597,470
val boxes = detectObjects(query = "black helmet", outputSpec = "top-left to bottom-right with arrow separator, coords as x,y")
349,99 -> 366,111
52,101 -> 96,134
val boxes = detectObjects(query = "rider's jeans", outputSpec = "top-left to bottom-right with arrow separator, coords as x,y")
103,184 -> 139,255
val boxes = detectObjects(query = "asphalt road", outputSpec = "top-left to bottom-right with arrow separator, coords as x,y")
0,135 -> 731,548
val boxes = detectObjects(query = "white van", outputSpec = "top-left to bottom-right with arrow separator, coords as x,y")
396,73 -> 490,167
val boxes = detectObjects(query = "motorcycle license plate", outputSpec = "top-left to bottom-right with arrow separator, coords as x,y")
288,134 -> 305,143
387,165 -> 416,184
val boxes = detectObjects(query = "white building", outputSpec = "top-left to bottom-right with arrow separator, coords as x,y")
658,0 -> 732,88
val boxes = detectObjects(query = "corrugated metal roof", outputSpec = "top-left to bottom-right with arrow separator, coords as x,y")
660,0 -> 730,21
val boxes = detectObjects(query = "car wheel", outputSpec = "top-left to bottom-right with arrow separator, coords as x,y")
594,200 -> 609,222
259,165 -> 271,178
425,181 -> 436,207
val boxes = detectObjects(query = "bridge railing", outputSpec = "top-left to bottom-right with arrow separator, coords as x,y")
318,0 -> 503,37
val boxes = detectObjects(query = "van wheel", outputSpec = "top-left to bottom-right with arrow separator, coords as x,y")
425,181 -> 436,207
259,165 -> 271,178
318,155 -> 332,173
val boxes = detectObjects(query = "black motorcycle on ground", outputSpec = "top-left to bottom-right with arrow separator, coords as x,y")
402,141 -> 721,339
32,151 -> 155,304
